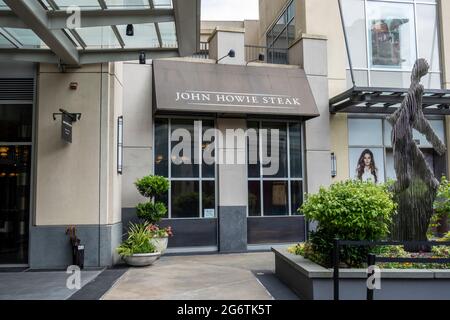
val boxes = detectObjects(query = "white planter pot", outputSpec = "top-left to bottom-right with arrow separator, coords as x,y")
123,252 -> 161,267
150,237 -> 169,254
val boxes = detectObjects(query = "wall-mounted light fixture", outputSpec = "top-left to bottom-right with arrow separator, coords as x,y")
246,53 -> 265,66
216,49 -> 235,64
139,51 -> 146,64
126,24 -> 134,36
331,152 -> 337,178
117,116 -> 124,174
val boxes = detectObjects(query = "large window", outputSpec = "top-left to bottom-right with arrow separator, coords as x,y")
154,118 -> 216,219
247,121 -> 304,216
265,0 -> 295,64
348,117 -> 447,184
341,0 -> 441,89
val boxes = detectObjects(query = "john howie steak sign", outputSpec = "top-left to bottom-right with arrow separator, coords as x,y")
153,60 -> 319,118
175,91 -> 302,109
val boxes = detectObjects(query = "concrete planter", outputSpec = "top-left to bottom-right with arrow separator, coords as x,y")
272,247 -> 450,300
123,252 -> 161,267
150,237 -> 168,254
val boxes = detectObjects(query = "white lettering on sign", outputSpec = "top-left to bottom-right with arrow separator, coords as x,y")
175,90 -> 301,108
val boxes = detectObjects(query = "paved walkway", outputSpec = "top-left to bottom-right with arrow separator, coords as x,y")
102,252 -> 297,300
0,269 -> 103,300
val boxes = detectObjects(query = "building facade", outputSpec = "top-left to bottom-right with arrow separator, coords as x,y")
0,0 -> 449,269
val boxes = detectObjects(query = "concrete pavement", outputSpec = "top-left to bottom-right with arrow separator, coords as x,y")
102,252 -> 295,300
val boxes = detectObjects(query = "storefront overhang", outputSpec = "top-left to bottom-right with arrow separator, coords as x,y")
0,0 -> 200,66
330,86 -> 450,115
153,59 -> 320,119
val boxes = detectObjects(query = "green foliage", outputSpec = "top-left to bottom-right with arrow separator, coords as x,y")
135,175 -> 170,198
434,176 -> 450,215
299,180 -> 396,267
136,202 -> 167,224
117,222 -> 156,257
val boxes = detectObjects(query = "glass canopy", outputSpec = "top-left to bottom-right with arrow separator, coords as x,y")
0,0 -> 193,65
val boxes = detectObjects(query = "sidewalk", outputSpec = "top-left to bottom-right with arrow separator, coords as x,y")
102,252 -> 298,300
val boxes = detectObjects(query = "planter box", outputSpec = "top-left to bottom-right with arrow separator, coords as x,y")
272,247 -> 450,300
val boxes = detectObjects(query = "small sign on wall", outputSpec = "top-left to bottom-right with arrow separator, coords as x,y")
53,109 -> 81,144
204,209 -> 215,218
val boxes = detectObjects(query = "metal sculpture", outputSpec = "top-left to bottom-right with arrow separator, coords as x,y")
387,58 -> 446,251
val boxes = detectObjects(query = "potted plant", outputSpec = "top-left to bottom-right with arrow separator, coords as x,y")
135,175 -> 172,253
117,222 -> 160,267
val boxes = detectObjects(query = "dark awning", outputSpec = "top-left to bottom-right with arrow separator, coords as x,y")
330,86 -> 450,115
153,59 -> 320,119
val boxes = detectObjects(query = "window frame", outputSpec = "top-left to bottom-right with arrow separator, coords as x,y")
153,116 -> 218,220
266,0 -> 296,51
343,0 -> 442,88
347,114 -> 447,183
246,119 -> 305,217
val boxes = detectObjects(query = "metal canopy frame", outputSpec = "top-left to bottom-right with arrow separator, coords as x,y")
330,86 -> 450,115
0,0 -> 200,66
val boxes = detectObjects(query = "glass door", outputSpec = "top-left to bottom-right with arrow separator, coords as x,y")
0,104 -> 32,265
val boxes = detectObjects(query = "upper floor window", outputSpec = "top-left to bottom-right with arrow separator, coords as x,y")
265,0 -> 296,64
341,0 -> 441,89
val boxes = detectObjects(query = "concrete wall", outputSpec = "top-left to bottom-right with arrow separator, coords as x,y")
31,62 -> 123,268
121,62 -> 153,209
208,28 -> 245,65
201,21 -> 244,43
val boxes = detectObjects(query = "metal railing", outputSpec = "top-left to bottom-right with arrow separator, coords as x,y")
245,45 -> 289,65
332,239 -> 450,301
191,42 -> 209,59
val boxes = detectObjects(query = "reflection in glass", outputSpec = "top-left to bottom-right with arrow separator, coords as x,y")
202,181 -> 215,218
171,119 -> 199,178
202,120 -> 215,178
291,181 -> 303,215
0,105 -> 32,142
367,2 -> 415,68
263,181 -> 288,216
154,118 -> 168,177
348,118 -> 383,146
262,122 -> 287,178
289,123 -> 302,178
248,181 -> 261,216
0,146 -> 31,264
171,181 -> 199,218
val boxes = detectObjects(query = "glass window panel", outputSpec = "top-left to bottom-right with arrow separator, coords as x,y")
384,119 -> 392,147
170,119 -> 199,178
3,28 -> 46,48
0,0 -> 8,9
75,26 -> 120,48
54,0 -> 101,9
247,121 -> 260,178
287,1 -> 295,22
153,0 -> 173,8
117,23 -> 159,48
385,149 -> 395,181
248,181 -> 261,216
370,70 -> 413,88
263,181 -> 288,216
0,33 -> 14,48
416,4 -> 440,72
158,22 -> 178,48
171,181 -> 199,218
348,118 -> 383,146
289,123 -> 302,178
421,72 -> 442,90
154,118 -> 168,177
413,119 -> 445,148
349,147 -> 385,184
202,120 -> 215,178
202,181 -> 215,218
291,181 -> 303,215
0,145 -> 31,264
262,122 -> 288,178
346,69 -> 369,88
341,0 -> 367,68
105,0 -> 150,9
367,2 -> 416,69
287,19 -> 295,45
0,105 -> 32,142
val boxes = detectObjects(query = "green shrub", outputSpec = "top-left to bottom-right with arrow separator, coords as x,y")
117,222 -> 156,257
299,180 -> 396,267
135,175 -> 170,198
136,202 -> 167,224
